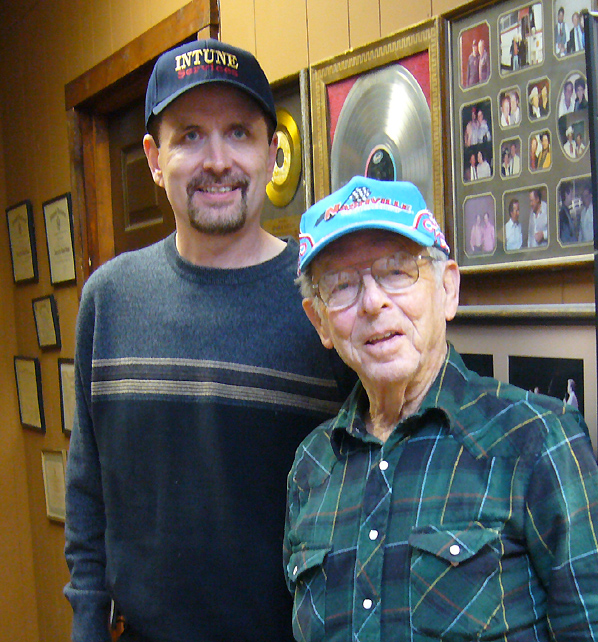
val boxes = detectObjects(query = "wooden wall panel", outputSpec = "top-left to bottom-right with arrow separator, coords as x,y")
306,0 -> 349,67
220,0 -> 256,52
91,0 -> 114,64
254,0 -> 308,80
432,0 -> 468,16
380,0 -> 432,36
0,95 -> 40,642
349,0 -> 382,49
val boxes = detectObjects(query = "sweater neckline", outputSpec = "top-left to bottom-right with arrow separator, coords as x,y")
163,232 -> 295,284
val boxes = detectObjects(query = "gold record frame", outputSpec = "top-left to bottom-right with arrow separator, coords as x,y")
261,69 -> 313,240
310,18 -> 446,230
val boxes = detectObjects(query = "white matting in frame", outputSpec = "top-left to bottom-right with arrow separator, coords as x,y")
41,449 -> 67,522
447,310 -> 597,451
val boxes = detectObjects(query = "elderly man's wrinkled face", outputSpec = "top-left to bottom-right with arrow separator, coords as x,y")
303,229 -> 460,393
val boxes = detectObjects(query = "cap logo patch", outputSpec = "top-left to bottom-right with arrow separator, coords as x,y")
350,186 -> 371,203
174,49 -> 239,79
316,194 -> 413,227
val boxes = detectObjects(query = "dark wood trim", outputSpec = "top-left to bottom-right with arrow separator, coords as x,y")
65,0 -> 219,111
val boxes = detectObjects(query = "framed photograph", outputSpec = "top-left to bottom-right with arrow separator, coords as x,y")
41,449 -> 67,522
32,294 -> 61,349
42,193 -> 76,285
447,0 -> 595,272
6,200 -> 38,284
13,356 -> 45,433
58,358 -> 75,435
310,19 -> 445,226
447,303 -> 597,451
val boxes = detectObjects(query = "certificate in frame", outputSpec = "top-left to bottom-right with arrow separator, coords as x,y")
310,19 -> 445,228
58,358 -> 75,435
32,294 -> 61,350
41,449 -> 67,522
13,356 -> 45,433
6,200 -> 38,284
446,0 -> 595,272
42,193 -> 76,285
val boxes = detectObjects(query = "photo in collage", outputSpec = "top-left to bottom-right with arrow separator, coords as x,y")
452,0 -> 594,268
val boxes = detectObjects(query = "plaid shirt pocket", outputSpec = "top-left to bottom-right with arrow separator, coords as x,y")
408,523 -> 502,639
287,547 -> 331,642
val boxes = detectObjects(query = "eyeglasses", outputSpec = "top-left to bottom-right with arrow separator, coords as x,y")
312,251 -> 438,311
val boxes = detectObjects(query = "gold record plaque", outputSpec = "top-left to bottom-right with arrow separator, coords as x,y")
267,108 -> 302,207
330,64 -> 433,208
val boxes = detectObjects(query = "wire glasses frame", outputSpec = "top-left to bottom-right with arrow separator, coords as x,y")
311,251 -> 438,311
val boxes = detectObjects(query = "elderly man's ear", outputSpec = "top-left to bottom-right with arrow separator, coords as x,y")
302,298 -> 335,350
443,260 -> 461,322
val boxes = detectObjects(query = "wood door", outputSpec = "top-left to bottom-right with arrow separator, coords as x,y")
108,97 -> 175,255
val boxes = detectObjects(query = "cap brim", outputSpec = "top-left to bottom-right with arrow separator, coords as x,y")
148,78 -> 277,129
301,220 -> 436,271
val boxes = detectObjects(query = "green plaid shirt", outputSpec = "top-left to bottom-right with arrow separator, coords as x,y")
284,344 -> 598,642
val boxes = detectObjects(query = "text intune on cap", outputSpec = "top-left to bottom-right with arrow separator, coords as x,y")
174,49 -> 239,72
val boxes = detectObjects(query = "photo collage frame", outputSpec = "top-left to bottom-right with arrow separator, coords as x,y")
449,0 -> 595,271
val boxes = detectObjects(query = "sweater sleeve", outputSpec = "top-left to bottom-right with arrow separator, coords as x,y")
64,283 -> 112,642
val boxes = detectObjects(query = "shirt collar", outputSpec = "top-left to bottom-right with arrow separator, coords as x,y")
329,346 -> 456,454
329,344 -> 505,459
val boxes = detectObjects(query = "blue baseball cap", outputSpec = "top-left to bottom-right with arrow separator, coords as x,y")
145,39 -> 277,132
298,177 -> 450,273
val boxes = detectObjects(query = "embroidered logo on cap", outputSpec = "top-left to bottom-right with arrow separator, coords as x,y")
174,48 -> 240,80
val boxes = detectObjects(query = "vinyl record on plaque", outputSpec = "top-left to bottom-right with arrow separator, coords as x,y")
267,108 -> 302,207
330,65 -> 433,208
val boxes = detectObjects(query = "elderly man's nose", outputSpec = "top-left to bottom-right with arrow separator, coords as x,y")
358,274 -> 389,313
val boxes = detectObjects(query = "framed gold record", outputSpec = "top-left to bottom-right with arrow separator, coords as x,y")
267,108 -> 302,207
262,70 -> 312,239
309,18 -> 445,229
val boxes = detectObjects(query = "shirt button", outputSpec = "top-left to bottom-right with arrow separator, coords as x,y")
369,529 -> 378,540
449,544 -> 461,556
379,460 -> 389,471
363,599 -> 373,610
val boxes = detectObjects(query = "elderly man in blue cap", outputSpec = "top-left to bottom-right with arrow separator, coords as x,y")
284,176 -> 598,642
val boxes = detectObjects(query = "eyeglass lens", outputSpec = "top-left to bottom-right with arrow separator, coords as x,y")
316,251 -> 425,310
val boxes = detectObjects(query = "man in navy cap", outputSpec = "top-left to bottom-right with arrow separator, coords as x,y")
64,40 -> 354,642
285,176 -> 598,641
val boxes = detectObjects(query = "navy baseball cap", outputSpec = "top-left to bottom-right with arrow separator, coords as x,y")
145,39 -> 277,131
298,176 -> 450,273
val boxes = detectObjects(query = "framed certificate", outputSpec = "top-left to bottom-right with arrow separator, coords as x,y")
42,193 -> 76,285
13,356 -> 45,433
41,449 -> 67,522
32,294 -> 61,350
6,200 -> 38,284
58,358 -> 75,435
